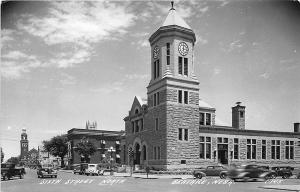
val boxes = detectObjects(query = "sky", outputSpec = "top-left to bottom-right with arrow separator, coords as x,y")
1,0 -> 300,161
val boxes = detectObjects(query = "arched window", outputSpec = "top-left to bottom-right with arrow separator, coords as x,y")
143,145 -> 147,160
135,109 -> 139,114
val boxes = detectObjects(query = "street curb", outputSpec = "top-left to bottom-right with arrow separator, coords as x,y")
57,170 -> 194,179
259,185 -> 300,192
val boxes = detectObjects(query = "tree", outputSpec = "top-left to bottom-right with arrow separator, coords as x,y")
43,135 -> 68,168
1,148 -> 4,163
6,156 -> 20,164
74,137 -> 96,163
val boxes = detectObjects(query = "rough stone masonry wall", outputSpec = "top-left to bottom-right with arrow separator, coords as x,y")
166,88 -> 200,170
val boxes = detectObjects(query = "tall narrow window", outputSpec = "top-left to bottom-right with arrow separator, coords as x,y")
184,91 -> 188,104
140,119 -> 144,131
156,60 -> 160,78
184,129 -> 188,141
184,58 -> 188,76
247,139 -> 256,159
234,138 -> 239,159
166,43 -> 170,65
132,122 -> 134,133
178,57 -> 183,75
206,113 -> 211,125
178,90 -> 182,103
271,140 -> 280,160
157,146 -> 161,159
262,140 -> 266,159
199,136 -> 204,159
178,128 -> 182,140
206,137 -> 211,159
153,60 -> 160,79
155,118 -> 159,131
200,113 -> 205,125
154,147 -> 157,160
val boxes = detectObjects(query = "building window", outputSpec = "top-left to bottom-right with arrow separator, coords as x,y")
184,129 -> 188,141
153,92 -> 160,106
131,122 -> 134,133
199,136 -> 204,159
166,43 -> 170,65
223,138 -> 228,143
135,120 -> 139,132
240,111 -> 244,118
285,141 -> 294,160
178,57 -> 183,75
178,90 -> 182,103
181,160 -> 186,164
155,118 -> 159,131
184,58 -> 188,76
262,140 -> 266,160
271,140 -> 280,160
178,128 -> 188,141
184,91 -> 188,104
154,60 -> 160,79
206,137 -> 211,159
200,136 -> 211,159
206,113 -> 211,125
247,139 -> 256,159
157,146 -> 161,160
140,119 -> 144,131
234,138 -> 239,159
154,147 -> 156,160
200,113 -> 205,125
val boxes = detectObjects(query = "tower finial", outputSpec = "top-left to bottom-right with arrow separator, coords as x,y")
170,1 -> 175,10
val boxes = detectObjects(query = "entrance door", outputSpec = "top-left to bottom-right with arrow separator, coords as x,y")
217,144 -> 228,164
134,144 -> 140,165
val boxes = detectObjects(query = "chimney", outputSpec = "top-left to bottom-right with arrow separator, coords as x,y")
294,123 -> 300,133
232,102 -> 246,130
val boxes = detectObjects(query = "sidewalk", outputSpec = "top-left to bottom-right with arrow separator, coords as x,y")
58,170 -> 193,179
259,185 -> 300,192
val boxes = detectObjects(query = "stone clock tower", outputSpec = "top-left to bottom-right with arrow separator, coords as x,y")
147,3 -> 200,169
20,129 -> 29,161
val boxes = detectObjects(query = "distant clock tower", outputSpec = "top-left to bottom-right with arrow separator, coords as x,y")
20,129 -> 28,160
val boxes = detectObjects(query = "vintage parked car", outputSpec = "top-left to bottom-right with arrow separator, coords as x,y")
228,164 -> 277,181
73,163 -> 86,175
85,164 -> 104,176
271,166 -> 293,179
37,165 -> 57,178
193,165 -> 228,179
1,163 -> 25,180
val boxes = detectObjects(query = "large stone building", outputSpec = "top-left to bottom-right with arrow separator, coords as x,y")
123,4 -> 300,170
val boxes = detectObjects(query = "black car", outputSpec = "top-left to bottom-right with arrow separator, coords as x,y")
271,166 -> 293,179
228,164 -> 277,181
1,163 -> 25,180
193,166 -> 228,179
37,165 -> 57,178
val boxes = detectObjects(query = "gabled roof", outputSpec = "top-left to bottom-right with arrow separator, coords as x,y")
199,99 -> 214,109
161,7 -> 192,30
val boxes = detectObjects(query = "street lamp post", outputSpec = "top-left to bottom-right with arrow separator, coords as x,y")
108,146 -> 115,176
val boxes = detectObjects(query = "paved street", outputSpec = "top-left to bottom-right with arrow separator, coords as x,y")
1,169 -> 300,192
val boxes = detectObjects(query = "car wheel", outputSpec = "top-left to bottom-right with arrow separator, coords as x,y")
20,174 -> 23,179
270,173 -> 277,179
196,173 -> 202,179
282,174 -> 289,179
220,173 -> 227,179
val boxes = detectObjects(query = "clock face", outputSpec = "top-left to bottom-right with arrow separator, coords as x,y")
153,46 -> 160,59
178,42 -> 189,56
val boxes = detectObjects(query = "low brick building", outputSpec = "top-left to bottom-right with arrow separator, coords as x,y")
123,5 -> 300,170
67,125 -> 124,165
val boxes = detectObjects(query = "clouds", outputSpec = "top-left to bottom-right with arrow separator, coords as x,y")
1,50 -> 42,79
1,1 -> 137,80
